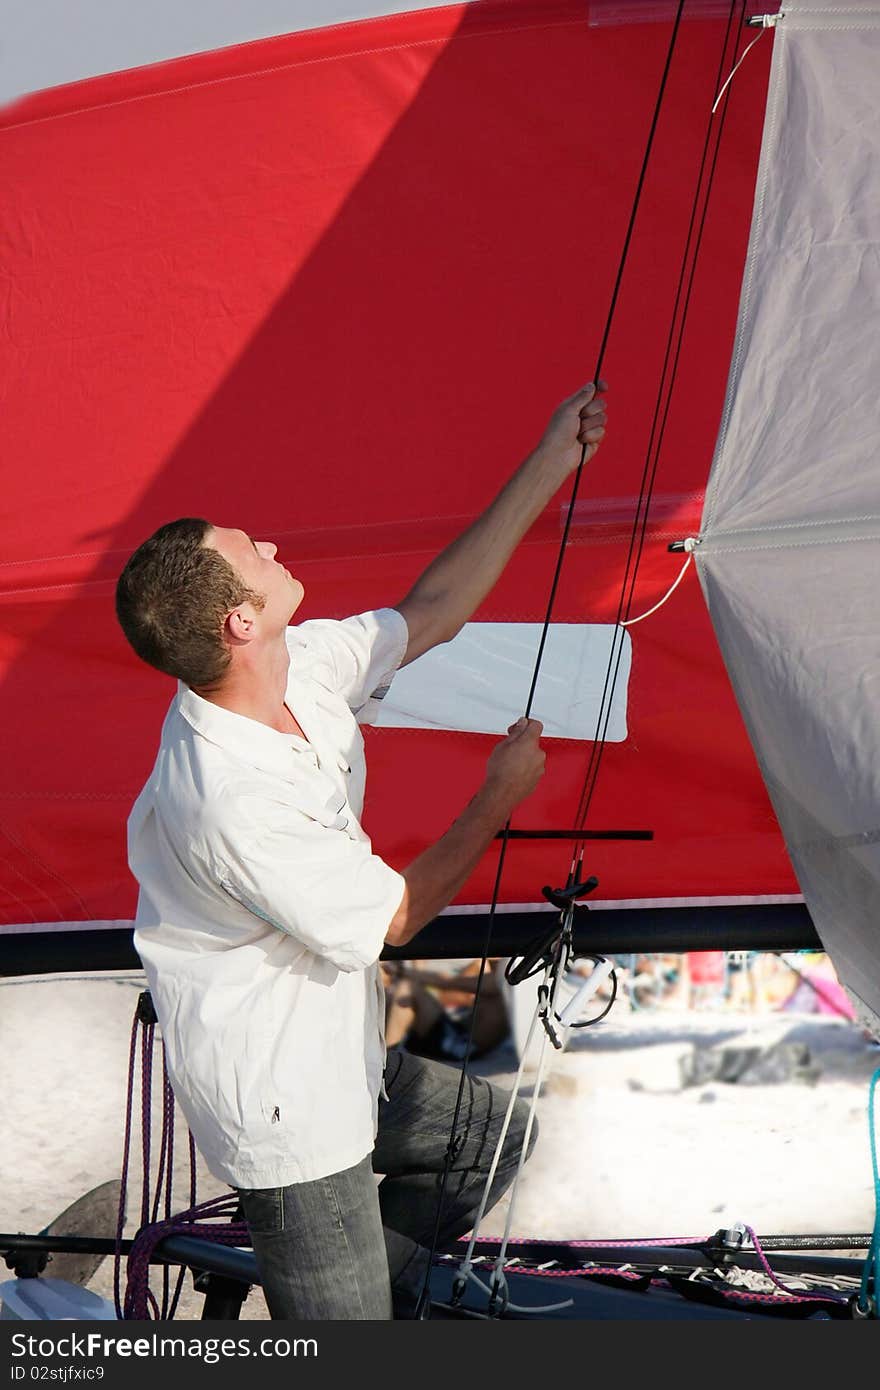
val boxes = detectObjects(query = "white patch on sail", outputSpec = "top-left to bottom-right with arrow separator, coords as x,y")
697,0 -> 880,1029
373,623 -> 631,740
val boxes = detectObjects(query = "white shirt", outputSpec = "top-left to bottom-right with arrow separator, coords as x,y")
129,607 -> 409,1187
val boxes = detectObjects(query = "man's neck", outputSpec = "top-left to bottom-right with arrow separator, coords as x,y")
193,636 -> 306,738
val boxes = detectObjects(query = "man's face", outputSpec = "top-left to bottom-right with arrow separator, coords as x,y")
206,526 -> 305,636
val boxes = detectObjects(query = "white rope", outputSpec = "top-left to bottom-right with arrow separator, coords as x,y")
453,949 -> 574,1313
711,29 -> 769,115
459,1266 -> 574,1316
456,966 -> 549,1284
620,552 -> 693,628
556,957 -> 615,1026
491,1017 -> 557,1269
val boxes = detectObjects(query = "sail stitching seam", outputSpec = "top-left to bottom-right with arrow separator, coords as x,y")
699,533 -> 880,553
0,20 -> 592,134
708,514 -> 880,533
0,875 -> 39,922
0,514 -> 487,570
783,18 -> 880,29
703,14 -> 784,534
1,818 -> 91,916
0,824 -> 70,920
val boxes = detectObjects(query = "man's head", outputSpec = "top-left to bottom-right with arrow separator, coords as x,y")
115,518 -> 304,689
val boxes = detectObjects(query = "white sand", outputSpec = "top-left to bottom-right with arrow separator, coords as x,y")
2,972 -> 878,1319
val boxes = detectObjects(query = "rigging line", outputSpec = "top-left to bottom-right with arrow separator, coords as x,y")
455,966 -> 550,1289
572,30 -> 744,855
523,0 -> 688,725
619,553 -> 694,627
414,0 -> 690,1318
560,0 -> 744,859
711,27 -> 768,114
571,0 -> 743,826
487,935 -> 573,1289
413,833 -> 513,1318
569,0 -> 748,854
457,941 -> 583,1315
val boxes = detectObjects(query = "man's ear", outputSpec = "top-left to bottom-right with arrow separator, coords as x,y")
225,603 -> 259,647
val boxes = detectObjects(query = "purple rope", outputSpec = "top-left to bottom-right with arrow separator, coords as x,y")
124,1201 -> 249,1320
150,1073 -> 169,1226
150,1054 -> 171,1318
165,1124 -> 199,1319
188,1131 -> 197,1209
163,1058 -> 175,1221
492,1261 -> 846,1309
160,1055 -> 179,1318
467,1231 -> 852,1310
506,1264 -> 647,1281
115,995 -> 222,1321
114,1013 -> 141,1319
140,1023 -> 154,1230
744,1225 -> 848,1305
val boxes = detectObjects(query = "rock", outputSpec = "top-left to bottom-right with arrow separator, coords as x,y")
679,1041 -> 822,1088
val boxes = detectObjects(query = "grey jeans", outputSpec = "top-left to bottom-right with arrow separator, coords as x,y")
236,1045 -> 536,1319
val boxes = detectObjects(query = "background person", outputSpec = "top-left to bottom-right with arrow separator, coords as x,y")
383,958 -> 510,1061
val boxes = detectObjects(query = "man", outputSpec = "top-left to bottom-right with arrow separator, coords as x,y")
115,381 -> 607,1319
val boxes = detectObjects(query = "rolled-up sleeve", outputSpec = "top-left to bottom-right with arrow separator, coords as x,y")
293,608 -> 409,722
217,798 -> 405,972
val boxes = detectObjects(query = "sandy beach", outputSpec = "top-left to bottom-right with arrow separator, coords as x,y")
2,969 -> 878,1320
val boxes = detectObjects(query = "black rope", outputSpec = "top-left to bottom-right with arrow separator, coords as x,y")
413,0 -> 690,1319
568,0 -> 748,867
523,0 -> 689,724
412,838 -> 512,1317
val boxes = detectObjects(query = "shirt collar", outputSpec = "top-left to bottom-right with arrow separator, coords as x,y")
176,681 -> 318,778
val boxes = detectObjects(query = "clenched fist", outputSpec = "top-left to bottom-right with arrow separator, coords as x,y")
485,716 -> 546,810
538,381 -> 608,476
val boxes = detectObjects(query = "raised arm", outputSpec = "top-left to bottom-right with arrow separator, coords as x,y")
395,382 -> 607,665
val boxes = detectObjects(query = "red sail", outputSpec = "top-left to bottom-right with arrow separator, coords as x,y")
0,2 -> 792,929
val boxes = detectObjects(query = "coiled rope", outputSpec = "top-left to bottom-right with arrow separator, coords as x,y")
114,994 -> 247,1320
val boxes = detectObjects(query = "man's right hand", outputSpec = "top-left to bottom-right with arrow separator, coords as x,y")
484,717 -> 546,810
386,717 -> 546,948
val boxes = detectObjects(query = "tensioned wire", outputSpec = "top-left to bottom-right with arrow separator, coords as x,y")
413,0 -> 693,1318
567,0 -> 749,864
480,0 -> 751,1303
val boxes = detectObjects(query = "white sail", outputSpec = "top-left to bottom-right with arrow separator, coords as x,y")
697,0 -> 880,1027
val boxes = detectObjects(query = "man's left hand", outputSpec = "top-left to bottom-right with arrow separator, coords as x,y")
537,381 -> 608,476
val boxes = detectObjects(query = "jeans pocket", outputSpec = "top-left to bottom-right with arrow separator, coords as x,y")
238,1187 -> 284,1235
